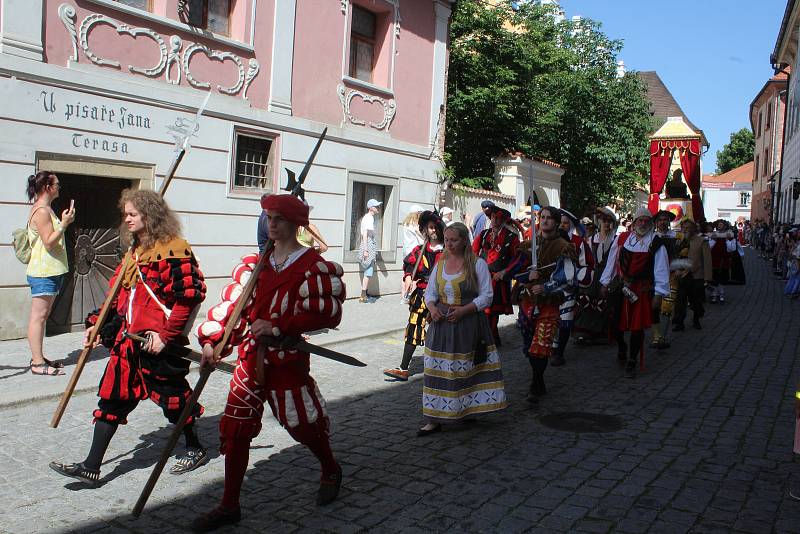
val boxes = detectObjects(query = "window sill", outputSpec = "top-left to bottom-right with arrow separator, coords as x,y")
83,0 -> 255,53
342,76 -> 394,98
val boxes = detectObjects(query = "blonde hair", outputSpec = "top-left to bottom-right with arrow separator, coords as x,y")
119,189 -> 182,251
443,222 -> 478,290
403,211 -> 421,227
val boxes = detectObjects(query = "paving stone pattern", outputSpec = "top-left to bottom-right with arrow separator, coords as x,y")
0,250 -> 798,533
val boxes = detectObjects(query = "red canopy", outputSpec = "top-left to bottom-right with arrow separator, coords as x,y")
649,139 -> 705,223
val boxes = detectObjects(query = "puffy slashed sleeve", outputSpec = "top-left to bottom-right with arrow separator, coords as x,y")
543,255 -> 577,295
576,240 -> 595,288
472,258 -> 494,311
403,244 -> 422,278
281,260 -> 346,337
195,253 -> 258,357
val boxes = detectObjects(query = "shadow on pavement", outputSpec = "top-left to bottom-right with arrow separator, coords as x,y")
48,255 -> 800,533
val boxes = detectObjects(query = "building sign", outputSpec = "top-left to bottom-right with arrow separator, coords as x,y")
40,90 -> 152,132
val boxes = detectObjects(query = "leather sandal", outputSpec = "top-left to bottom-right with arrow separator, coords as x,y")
49,461 -> 100,486
170,447 -> 209,475
30,360 -> 64,376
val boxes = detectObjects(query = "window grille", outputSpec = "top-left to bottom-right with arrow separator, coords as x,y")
233,134 -> 274,191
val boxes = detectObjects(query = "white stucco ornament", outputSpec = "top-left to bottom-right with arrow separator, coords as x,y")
243,58 -> 260,100
56,6 -> 258,100
337,83 -> 397,131
58,3 -> 78,62
182,43 -> 245,95
79,14 -> 169,77
166,36 -> 183,85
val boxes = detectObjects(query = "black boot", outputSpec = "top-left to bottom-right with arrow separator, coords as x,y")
527,357 -> 548,402
692,317 -> 702,330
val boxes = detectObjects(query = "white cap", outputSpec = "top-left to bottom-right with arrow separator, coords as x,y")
440,207 -> 454,215
408,204 -> 424,213
367,199 -> 383,209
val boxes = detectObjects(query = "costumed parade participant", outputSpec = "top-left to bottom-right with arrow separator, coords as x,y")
549,209 -> 593,366
673,218 -> 712,330
574,207 -> 618,345
50,190 -> 208,485
650,210 -> 682,350
384,211 -> 445,381
191,194 -> 346,531
709,220 -> 737,303
600,208 -> 669,379
473,206 -> 519,346
510,207 -> 576,403
417,223 -> 506,436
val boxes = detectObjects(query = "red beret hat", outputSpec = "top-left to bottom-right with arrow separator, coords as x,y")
261,194 -> 309,227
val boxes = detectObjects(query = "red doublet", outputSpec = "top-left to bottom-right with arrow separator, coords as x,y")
197,248 -> 345,453
93,240 -> 206,425
615,233 -> 654,332
473,227 -> 519,314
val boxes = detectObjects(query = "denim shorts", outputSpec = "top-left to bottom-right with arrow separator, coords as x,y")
27,274 -> 66,297
360,261 -> 375,277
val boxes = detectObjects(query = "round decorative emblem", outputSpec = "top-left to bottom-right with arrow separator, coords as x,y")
74,234 -> 96,275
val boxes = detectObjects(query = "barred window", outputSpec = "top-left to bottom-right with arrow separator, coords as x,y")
114,0 -> 150,9
232,133 -> 276,192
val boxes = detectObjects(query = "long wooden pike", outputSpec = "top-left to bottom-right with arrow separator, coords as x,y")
49,92 -> 212,429
132,127 -> 328,518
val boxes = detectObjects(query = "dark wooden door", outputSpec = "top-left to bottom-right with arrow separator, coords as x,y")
48,174 -> 131,334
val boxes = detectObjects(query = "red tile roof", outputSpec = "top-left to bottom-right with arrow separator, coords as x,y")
702,161 -> 754,184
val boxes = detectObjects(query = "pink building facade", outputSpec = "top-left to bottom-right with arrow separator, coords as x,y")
0,0 -> 454,339
749,71 -> 787,223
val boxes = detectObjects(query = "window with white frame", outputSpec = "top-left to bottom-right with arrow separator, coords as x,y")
231,131 -> 278,193
344,173 -> 398,264
181,0 -> 231,35
115,0 -> 150,9
349,6 -> 377,82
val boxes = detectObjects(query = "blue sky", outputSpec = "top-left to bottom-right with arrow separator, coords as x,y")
561,0 -> 788,174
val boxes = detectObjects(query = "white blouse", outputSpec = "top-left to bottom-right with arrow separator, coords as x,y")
424,257 -> 494,311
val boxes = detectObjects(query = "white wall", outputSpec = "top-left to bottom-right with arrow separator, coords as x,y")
702,188 -> 752,224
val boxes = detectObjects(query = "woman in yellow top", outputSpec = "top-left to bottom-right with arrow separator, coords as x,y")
297,223 -> 329,253
26,171 -> 75,376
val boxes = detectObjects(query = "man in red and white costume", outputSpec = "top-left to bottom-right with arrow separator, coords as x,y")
600,208 -> 669,378
191,194 -> 346,532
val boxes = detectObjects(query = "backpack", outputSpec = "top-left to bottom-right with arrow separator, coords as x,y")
13,206 -> 47,264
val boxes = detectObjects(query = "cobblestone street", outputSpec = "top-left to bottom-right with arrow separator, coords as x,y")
1,250 -> 799,533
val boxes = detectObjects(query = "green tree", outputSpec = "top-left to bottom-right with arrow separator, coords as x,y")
715,128 -> 754,174
444,0 -> 653,213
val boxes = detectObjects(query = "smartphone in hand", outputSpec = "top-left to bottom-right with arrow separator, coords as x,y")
69,199 -> 75,211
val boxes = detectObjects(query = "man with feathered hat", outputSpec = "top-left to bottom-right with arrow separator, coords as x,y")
600,207 -> 670,378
